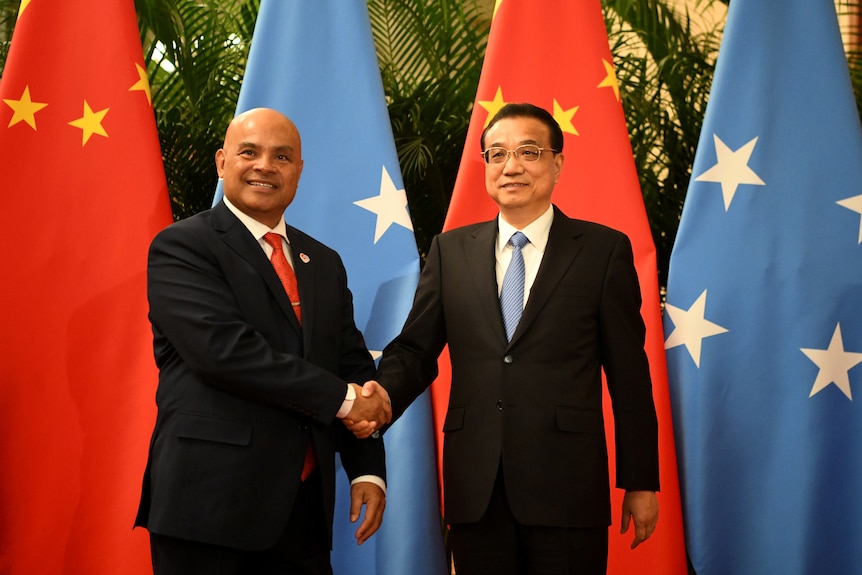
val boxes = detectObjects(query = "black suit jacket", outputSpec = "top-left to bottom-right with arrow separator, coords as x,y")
135,201 -> 384,551
377,206 -> 658,528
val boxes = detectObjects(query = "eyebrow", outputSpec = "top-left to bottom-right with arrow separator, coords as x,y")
236,141 -> 296,153
486,138 -> 541,148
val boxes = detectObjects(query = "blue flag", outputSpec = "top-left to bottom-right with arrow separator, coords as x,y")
663,0 -> 862,573
215,1 -> 448,573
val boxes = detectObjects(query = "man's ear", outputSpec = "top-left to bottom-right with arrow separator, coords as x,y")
553,152 -> 565,183
215,149 -> 226,178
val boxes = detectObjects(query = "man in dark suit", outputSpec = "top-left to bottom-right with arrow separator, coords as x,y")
135,107 -> 392,575
350,103 -> 659,574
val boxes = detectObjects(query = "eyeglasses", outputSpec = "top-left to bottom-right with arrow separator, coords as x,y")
481,144 -> 557,165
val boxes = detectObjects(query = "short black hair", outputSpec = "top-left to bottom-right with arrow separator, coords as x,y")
480,103 -> 564,154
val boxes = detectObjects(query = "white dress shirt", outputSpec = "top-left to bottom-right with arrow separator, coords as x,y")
496,204 -> 554,308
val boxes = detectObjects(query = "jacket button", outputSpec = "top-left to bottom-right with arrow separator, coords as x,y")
496,400 -> 503,411
503,354 -> 514,364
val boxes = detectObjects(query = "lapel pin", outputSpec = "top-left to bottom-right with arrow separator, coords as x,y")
299,253 -> 310,264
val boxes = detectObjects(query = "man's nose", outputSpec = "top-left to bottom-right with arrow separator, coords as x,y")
254,157 -> 276,171
502,153 -> 525,173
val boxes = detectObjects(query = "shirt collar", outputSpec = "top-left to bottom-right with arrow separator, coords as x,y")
497,204 -> 554,252
223,197 -> 288,242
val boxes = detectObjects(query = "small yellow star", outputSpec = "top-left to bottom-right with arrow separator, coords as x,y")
493,0 -> 503,18
18,0 -> 31,17
597,59 -> 620,102
68,100 -> 109,146
3,85 -> 48,130
478,86 -> 507,128
129,63 -> 153,106
553,99 -> 579,136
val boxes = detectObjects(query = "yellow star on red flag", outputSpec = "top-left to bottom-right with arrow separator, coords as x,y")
477,86 -> 507,128
129,63 -> 153,106
3,86 -> 47,130
68,100 -> 109,146
553,99 -> 579,136
598,58 -> 621,101
492,0 -> 503,18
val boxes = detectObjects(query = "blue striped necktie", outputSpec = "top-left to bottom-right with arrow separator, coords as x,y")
500,231 -> 529,341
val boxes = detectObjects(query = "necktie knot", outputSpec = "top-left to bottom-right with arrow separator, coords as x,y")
263,232 -> 284,253
509,231 -> 529,250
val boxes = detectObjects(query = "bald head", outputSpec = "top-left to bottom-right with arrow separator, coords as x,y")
224,108 -> 301,149
216,108 -> 304,228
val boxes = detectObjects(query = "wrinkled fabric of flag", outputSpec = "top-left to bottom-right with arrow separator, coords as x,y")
0,0 -> 173,573
214,1 -> 448,573
664,0 -> 862,573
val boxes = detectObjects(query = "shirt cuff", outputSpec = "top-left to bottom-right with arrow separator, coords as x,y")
336,384 -> 356,419
351,475 -> 386,495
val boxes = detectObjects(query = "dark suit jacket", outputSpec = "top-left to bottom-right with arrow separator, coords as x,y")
377,206 -> 658,528
135,200 -> 384,551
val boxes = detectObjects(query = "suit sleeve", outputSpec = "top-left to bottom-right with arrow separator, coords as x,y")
599,233 -> 660,492
376,234 -> 449,422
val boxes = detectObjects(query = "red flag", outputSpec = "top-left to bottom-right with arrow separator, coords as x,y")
430,1 -> 687,572
0,1 -> 173,572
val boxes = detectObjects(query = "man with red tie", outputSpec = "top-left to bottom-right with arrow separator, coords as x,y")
135,107 -> 391,575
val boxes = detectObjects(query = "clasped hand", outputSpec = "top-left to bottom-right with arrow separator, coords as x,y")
343,380 -> 391,439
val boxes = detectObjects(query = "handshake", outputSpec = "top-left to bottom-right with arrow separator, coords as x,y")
342,380 -> 391,439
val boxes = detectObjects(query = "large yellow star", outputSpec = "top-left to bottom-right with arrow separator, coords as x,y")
597,58 -> 621,102
478,86 -> 507,128
493,0 -> 503,18
19,0 -> 31,17
129,63 -> 153,106
3,85 -> 48,130
68,101 -> 109,146
553,99 -> 579,136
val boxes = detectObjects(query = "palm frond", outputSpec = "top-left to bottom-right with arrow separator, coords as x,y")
837,0 -> 862,118
604,0 -> 725,286
0,0 -> 22,68
138,0 -> 260,220
369,0 -> 491,255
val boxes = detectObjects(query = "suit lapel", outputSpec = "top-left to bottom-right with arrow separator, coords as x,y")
509,209 -> 584,346
464,221 -> 509,344
285,227 -> 314,351
212,202 -> 303,337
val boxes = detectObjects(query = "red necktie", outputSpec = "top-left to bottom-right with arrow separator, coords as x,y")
263,232 -> 302,324
263,232 -> 315,480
